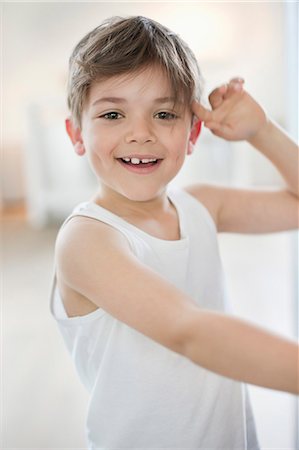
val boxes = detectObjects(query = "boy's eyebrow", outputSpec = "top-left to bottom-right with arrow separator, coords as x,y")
154,97 -> 177,104
91,96 -> 182,107
92,97 -> 127,106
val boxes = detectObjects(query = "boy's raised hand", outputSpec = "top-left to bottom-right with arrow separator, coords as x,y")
191,79 -> 298,235
192,78 -> 268,142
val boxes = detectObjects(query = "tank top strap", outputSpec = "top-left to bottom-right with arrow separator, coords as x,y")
60,201 -> 139,253
167,186 -> 217,235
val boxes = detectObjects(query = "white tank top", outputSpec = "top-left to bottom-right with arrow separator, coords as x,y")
50,187 -> 259,449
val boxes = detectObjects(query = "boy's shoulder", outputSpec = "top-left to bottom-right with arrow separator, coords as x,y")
55,214 -> 131,260
55,214 -> 132,285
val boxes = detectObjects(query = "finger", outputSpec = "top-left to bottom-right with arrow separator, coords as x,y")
229,77 -> 245,84
205,93 -> 242,126
209,79 -> 244,108
223,79 -> 244,99
191,100 -> 213,121
208,84 -> 228,109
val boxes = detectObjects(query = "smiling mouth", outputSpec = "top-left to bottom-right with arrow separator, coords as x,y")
116,156 -> 163,174
117,157 -> 160,167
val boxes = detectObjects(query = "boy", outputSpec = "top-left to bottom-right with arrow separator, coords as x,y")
50,16 -> 298,449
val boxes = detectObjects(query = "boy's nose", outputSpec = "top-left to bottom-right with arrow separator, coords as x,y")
125,119 -> 157,145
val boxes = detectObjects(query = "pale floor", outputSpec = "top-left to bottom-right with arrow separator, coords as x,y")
2,215 -> 88,449
2,213 -> 298,449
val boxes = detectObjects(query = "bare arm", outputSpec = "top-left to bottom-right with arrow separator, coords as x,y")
248,119 -> 298,197
55,217 -> 298,394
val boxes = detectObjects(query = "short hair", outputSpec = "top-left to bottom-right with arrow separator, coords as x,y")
67,16 -> 203,127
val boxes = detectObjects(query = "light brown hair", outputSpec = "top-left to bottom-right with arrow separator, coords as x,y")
67,16 -> 203,127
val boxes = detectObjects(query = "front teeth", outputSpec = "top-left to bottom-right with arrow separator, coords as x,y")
122,157 -> 158,164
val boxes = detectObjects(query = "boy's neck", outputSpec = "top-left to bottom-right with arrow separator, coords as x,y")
90,185 -> 181,241
90,186 -> 173,220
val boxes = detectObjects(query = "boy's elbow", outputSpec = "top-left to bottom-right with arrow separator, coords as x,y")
171,306 -> 202,362
174,308 -> 217,369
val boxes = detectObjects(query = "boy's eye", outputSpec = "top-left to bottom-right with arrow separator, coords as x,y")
155,111 -> 178,120
100,112 -> 123,120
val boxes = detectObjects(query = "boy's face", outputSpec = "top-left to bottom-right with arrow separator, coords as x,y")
67,66 -> 198,203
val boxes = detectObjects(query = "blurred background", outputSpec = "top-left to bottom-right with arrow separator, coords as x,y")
1,1 -> 298,449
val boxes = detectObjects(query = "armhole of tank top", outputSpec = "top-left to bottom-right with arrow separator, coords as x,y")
49,207 -> 139,323
169,187 -> 218,235
50,271 -> 109,324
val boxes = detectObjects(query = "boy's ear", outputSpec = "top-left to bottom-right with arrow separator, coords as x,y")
187,120 -> 202,155
65,118 -> 86,156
